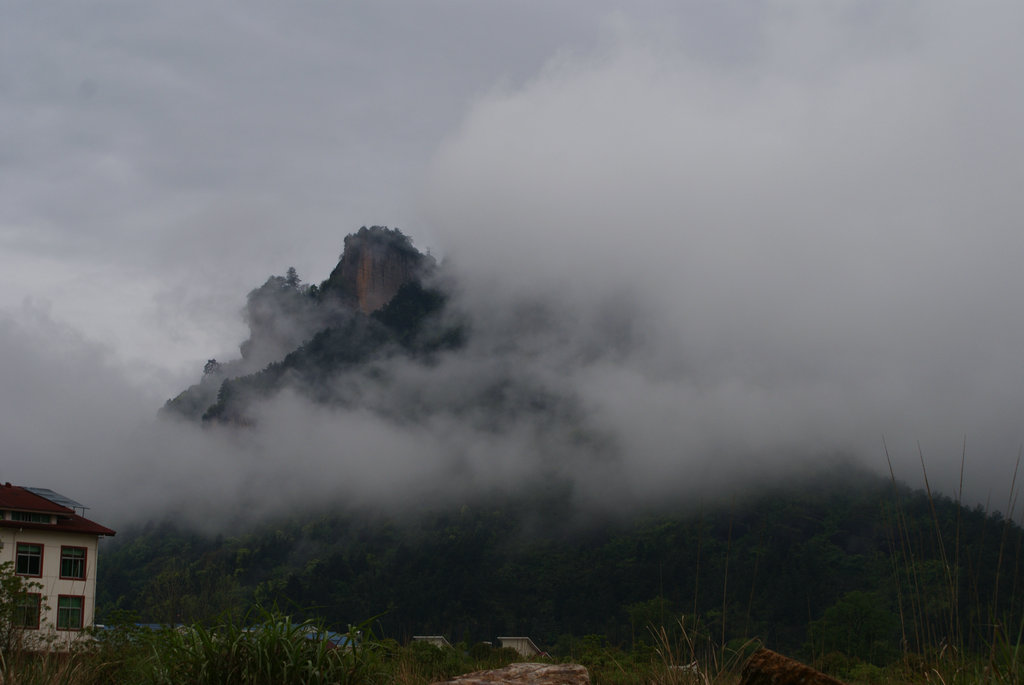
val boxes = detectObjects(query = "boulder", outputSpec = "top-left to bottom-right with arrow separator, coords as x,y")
740,648 -> 846,685
432,662 -> 590,685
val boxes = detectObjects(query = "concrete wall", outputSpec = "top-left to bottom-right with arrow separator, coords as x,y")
0,527 -> 101,647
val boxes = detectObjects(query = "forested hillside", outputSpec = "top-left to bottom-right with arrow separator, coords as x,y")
98,463 -> 1024,663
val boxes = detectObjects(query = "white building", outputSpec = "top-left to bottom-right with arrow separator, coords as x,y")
412,635 -> 453,648
498,636 -> 543,658
0,483 -> 115,648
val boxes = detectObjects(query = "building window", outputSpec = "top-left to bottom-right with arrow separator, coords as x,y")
14,593 -> 41,629
60,546 -> 87,580
56,596 -> 84,630
15,543 -> 42,576
10,511 -> 52,524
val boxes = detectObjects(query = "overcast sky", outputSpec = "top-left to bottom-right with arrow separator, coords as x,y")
2,1 -> 1024,526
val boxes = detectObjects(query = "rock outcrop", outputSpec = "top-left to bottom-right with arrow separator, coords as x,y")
324,226 -> 429,314
162,226 -> 438,422
739,648 -> 846,685
432,663 -> 590,685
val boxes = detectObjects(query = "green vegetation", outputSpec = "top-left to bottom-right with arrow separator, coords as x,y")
0,605 -> 758,685
0,610 -> 1017,684
91,464 -> 1024,683
0,592 -> 1021,683
0,561 -> 45,665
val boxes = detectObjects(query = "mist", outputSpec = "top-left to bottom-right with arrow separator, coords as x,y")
3,2 -> 1024,529
423,4 -> 1024,511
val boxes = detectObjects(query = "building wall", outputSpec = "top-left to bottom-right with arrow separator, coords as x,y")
412,635 -> 453,649
0,527 -> 100,646
498,636 -> 541,657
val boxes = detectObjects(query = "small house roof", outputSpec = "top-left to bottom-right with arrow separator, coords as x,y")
413,635 -> 453,648
497,636 -> 543,655
0,483 -> 115,536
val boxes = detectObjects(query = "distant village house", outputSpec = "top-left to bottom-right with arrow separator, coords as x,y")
412,635 -> 453,649
498,636 -> 543,658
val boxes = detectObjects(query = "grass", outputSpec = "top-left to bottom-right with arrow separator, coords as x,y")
0,612 -> 753,685
648,615 -> 758,685
854,443 -> 1024,685
0,604 -> 1018,685
0,610 -> 517,685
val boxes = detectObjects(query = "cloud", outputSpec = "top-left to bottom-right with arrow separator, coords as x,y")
423,2 -> 1024,506
4,2 -> 1024,529
0,304 -> 156,508
0,1 -> 606,376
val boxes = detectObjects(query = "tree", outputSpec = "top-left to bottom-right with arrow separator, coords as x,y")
808,590 -> 899,665
625,596 -> 675,647
0,560 -> 46,656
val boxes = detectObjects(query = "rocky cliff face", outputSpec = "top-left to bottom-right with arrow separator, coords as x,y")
324,226 -> 429,314
162,226 -> 438,422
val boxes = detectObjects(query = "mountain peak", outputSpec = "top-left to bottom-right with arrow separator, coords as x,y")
161,226 -> 450,423
323,226 -> 430,315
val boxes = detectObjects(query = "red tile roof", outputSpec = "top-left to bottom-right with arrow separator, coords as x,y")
0,484 -> 68,512
0,483 -> 115,536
